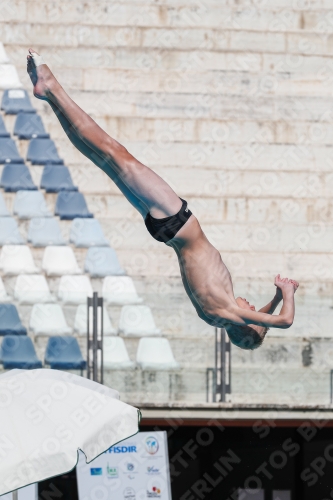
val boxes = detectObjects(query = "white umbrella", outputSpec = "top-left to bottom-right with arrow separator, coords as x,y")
0,369 -> 140,495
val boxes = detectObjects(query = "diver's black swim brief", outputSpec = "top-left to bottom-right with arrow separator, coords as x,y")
144,198 -> 192,243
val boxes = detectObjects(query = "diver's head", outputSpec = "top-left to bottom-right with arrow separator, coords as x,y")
225,323 -> 268,350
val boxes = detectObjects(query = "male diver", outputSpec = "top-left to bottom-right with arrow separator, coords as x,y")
27,49 -> 298,350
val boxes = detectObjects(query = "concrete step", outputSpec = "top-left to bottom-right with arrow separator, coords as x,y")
5,23 -> 333,57
95,240 -> 333,282
30,89 -> 332,122
30,114 -> 333,148
85,192 -> 333,226
1,3 -> 302,31
12,45 -> 333,89
39,163 -> 333,199
98,217 -> 333,253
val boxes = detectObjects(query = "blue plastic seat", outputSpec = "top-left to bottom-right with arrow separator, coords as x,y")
0,304 -> 27,335
0,115 -> 9,137
40,164 -> 77,193
0,217 -> 24,244
28,217 -> 66,247
0,163 -> 37,192
70,218 -> 108,247
1,89 -> 35,114
14,112 -> 49,139
0,138 -> 23,164
26,138 -> 63,165
0,335 -> 42,369
85,247 -> 125,278
55,191 -> 93,220
45,336 -> 86,370
13,190 -> 51,219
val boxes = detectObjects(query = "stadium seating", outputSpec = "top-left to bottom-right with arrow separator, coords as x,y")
30,303 -> 72,336
136,338 -> 179,370
0,335 -> 42,369
14,112 -> 49,140
14,274 -> 54,304
0,192 -> 10,216
0,218 -> 24,245
103,337 -> 135,370
55,191 -> 93,220
0,65 -> 21,90
58,275 -> 93,304
102,276 -> 143,305
0,138 -> 23,163
0,115 -> 9,137
0,163 -> 37,192
1,89 -> 34,114
74,304 -> 116,336
45,336 -> 86,371
13,190 -> 51,219
0,278 -> 10,302
118,305 -> 161,337
84,247 -> 126,278
28,217 -> 66,247
0,304 -> 27,335
26,138 -> 63,165
42,246 -> 81,276
0,245 -> 39,274
40,164 -> 77,192
70,218 -> 109,247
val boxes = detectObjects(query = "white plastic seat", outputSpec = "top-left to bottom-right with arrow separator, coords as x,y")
102,276 -> 143,305
58,275 -> 93,304
14,274 -> 54,304
118,305 -> 161,337
30,303 -> 72,336
0,192 -> 9,216
42,246 -> 81,276
136,338 -> 179,370
0,277 -> 10,302
74,304 -> 116,336
13,190 -> 51,219
0,65 -> 21,89
103,337 -> 135,370
0,43 -> 9,64
0,245 -> 38,275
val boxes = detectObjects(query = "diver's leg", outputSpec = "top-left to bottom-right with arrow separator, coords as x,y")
27,49 -> 181,219
47,101 -> 148,217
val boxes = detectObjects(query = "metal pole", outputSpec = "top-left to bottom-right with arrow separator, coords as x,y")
92,292 -> 98,382
13,491 -> 18,500
214,327 -> 231,402
87,296 -> 91,380
87,293 -> 104,383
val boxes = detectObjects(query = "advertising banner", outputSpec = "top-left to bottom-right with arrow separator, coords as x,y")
76,431 -> 172,500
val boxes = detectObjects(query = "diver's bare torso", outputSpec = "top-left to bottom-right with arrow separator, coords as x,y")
167,214 -> 235,327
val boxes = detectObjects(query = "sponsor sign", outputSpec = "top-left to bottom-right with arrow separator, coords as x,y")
76,431 -> 171,500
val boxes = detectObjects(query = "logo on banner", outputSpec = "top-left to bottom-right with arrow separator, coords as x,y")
90,467 -> 102,476
123,487 -> 136,499
106,464 -> 119,478
108,444 -> 137,453
147,485 -> 162,498
147,465 -> 160,475
145,436 -> 159,455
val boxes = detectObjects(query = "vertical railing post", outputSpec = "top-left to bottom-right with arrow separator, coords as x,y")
87,292 -> 104,383
214,327 -> 231,402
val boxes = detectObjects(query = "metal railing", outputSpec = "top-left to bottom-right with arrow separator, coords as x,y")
87,292 -> 104,384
